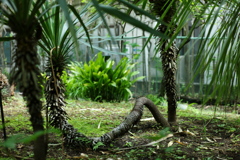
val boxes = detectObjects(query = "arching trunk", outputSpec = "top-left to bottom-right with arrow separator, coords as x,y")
92,97 -> 170,145
55,97 -> 169,148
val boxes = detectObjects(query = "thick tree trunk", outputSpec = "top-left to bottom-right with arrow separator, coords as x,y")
151,0 -> 178,124
160,38 -> 178,123
11,36 -> 46,160
45,76 -> 68,129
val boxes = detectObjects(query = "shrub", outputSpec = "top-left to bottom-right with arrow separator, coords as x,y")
146,94 -> 166,105
63,53 -> 144,102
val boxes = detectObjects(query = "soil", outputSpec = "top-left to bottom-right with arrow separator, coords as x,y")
0,94 -> 240,160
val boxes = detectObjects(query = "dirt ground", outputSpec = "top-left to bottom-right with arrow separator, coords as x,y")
0,94 -> 240,160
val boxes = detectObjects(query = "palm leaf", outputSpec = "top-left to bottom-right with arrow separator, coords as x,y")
68,4 -> 93,52
98,4 -> 167,38
38,3 -> 72,73
180,0 -> 240,103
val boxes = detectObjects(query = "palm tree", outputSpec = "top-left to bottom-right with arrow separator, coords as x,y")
39,4 -> 71,130
52,0 -> 240,148
39,1 -> 170,149
38,3 -> 92,148
149,0 -> 179,124
0,0 -> 47,159
149,0 -> 240,108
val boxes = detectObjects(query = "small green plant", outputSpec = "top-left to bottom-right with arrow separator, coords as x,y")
93,141 -> 105,150
145,127 -> 171,141
124,141 -> 133,147
63,52 -> 144,102
146,94 -> 166,105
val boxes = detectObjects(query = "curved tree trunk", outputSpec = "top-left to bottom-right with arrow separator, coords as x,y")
45,77 -> 170,149
52,97 -> 169,148
92,97 -> 170,145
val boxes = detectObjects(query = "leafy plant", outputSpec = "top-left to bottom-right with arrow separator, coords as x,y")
145,127 -> 171,141
1,129 -> 60,149
63,52 -> 145,102
146,94 -> 166,105
93,141 -> 105,150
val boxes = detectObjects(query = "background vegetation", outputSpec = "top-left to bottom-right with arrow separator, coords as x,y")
63,53 -> 144,102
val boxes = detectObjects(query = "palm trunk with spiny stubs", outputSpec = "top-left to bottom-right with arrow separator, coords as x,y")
45,75 -> 91,148
11,31 -> 46,159
151,0 -> 178,123
45,75 -> 67,129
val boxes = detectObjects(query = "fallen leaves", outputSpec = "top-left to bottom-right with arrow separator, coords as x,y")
67,153 -> 88,159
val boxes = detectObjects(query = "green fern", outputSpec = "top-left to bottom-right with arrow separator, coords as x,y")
63,53 -> 145,102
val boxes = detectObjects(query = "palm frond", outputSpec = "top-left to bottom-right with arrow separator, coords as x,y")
98,4 -> 167,38
195,1 -> 240,103
38,3 -> 72,74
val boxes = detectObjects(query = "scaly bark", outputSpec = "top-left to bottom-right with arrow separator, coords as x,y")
150,0 -> 178,123
9,13 -> 46,158
45,75 -> 92,149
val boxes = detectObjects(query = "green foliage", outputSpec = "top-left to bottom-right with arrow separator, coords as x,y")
145,127 -> 171,141
2,131 -> 44,149
38,3 -> 73,74
93,141 -> 105,150
1,129 -> 61,149
63,53 -> 144,102
146,94 -> 166,105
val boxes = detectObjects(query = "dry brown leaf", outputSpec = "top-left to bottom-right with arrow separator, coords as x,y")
98,121 -> 101,129
206,137 -> 214,143
140,117 -> 154,121
17,144 -> 24,149
199,146 -> 209,150
178,127 -> 183,132
186,129 -> 196,136
213,137 -> 222,141
175,140 -> 187,145
100,151 -> 111,155
67,153 -> 88,159
167,141 -> 174,147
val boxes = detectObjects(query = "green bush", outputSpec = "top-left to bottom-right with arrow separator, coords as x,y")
146,94 -> 166,105
63,53 -> 144,102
